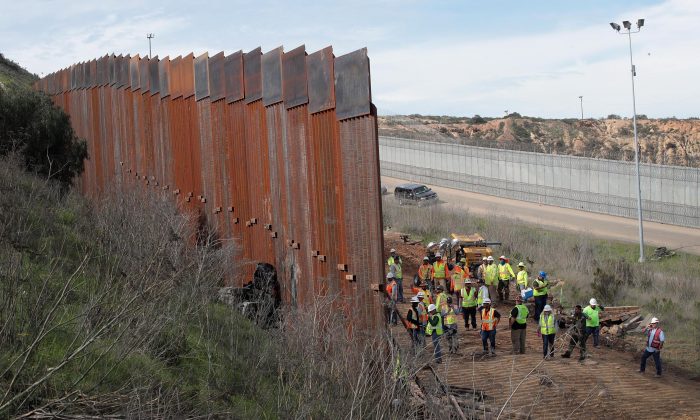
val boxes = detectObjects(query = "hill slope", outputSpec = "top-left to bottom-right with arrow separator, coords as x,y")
380,114 -> 700,167
0,52 -> 37,90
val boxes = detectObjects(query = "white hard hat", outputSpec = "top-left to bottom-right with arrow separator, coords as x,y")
482,256 -> 487,261
423,256 -> 430,261
544,305 -> 552,312
386,272 -> 394,279
483,298 -> 491,304
499,255 -> 506,260
390,248 -> 396,253
435,252 -> 442,258
590,298 -> 598,306
518,262 -> 525,267
428,304 -> 436,312
464,279 -> 471,283
650,317 -> 659,324
487,256 -> 494,261
417,292 -> 425,298
410,296 -> 419,303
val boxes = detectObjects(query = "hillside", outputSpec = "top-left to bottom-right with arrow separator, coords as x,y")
379,114 -> 700,167
0,52 -> 37,90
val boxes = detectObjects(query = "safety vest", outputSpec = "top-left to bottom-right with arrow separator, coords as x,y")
461,287 -> 477,307
418,302 -> 429,325
648,328 -> 664,350
516,270 -> 528,287
451,266 -> 465,291
407,308 -> 418,329
433,261 -> 446,279
477,286 -> 488,305
533,278 -> 548,296
388,256 -> 402,279
514,304 -> 529,324
498,263 -> 514,280
485,265 -> 498,285
583,305 -> 601,327
444,308 -> 457,326
481,308 -> 496,331
418,264 -> 433,281
540,313 -> 556,335
425,313 -> 443,336
385,281 -> 395,296
421,289 -> 432,304
436,292 -> 449,313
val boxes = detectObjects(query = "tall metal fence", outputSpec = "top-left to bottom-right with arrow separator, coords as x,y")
36,47 -> 385,331
379,136 -> 700,228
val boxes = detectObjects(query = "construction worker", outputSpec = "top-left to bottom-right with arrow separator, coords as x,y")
451,258 -> 467,305
538,305 -> 557,359
479,298 -> 500,356
418,257 -> 434,292
387,249 -> 404,303
515,262 -> 528,294
461,279 -> 478,330
532,271 -> 549,322
484,256 -> 498,301
416,292 -> 428,346
385,273 -> 398,325
561,305 -> 589,361
425,304 -> 443,363
476,256 -> 487,281
420,281 -> 433,305
583,298 -> 605,348
444,297 -> 458,354
406,297 -> 422,351
477,278 -> 490,307
435,285 -> 449,314
497,256 -> 515,301
639,317 -> 665,377
432,253 -> 448,291
509,295 -> 528,354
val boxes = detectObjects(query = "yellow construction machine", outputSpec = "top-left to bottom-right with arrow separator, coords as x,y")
429,233 -> 500,273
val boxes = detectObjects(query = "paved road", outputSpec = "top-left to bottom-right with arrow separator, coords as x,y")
382,176 -> 700,256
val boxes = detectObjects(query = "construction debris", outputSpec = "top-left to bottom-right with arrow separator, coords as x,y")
652,246 -> 676,260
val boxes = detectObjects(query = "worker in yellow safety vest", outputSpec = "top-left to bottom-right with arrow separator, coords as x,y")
484,256 -> 498,301
418,257 -> 434,292
435,285 -> 449,314
420,281 -> 433,305
532,271 -> 549,321
432,253 -> 448,291
416,292 -> 428,346
479,298 -> 501,356
477,278 -> 490,307
538,305 -> 558,359
451,257 -> 467,296
387,249 -> 404,303
497,255 -> 515,301
461,279 -> 478,330
583,298 -> 605,348
516,262 -> 528,294
509,295 -> 529,354
443,296 -> 458,354
425,304 -> 443,363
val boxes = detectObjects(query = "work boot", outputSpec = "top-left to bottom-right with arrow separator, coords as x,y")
490,348 -> 496,356
561,352 -> 571,359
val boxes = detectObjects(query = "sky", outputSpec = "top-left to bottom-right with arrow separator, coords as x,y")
1,0 -> 698,118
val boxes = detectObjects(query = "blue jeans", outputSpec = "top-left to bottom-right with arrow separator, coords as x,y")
542,333 -> 555,357
640,350 -> 662,375
431,332 -> 443,363
480,329 -> 496,351
411,328 -> 422,350
534,295 -> 547,321
586,326 -> 600,347
395,278 -> 404,302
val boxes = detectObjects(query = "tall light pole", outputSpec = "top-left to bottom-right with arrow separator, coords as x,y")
146,33 -> 155,59
610,18 -> 645,262
578,96 -> 584,120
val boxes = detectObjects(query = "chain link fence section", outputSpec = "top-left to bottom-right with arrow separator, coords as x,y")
379,136 -> 700,228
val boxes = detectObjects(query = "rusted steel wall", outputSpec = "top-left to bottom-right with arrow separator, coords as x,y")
37,46 -> 384,331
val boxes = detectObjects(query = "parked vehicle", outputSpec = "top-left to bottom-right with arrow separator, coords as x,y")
394,183 -> 438,206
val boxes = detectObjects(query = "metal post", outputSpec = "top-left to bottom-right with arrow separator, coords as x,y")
578,96 -> 584,120
147,33 -> 155,59
627,29 -> 645,262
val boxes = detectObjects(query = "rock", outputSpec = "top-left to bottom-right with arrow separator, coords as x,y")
597,388 -> 610,398
601,326 -> 609,334
609,325 -> 621,336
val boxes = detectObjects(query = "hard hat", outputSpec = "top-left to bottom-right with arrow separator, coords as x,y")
464,279 -> 471,284
436,252 -> 442,258
650,317 -> 659,324
590,298 -> 598,306
482,256 -> 488,261
417,292 -> 425,298
460,257 -> 467,263
499,255 -> 506,260
487,256 -> 494,261
483,298 -> 491,304
410,296 -> 419,303
518,262 -> 525,267
423,256 -> 430,261
390,248 -> 396,253
387,272 -> 394,279
428,304 -> 436,312
539,271 -> 547,279
544,305 -> 552,312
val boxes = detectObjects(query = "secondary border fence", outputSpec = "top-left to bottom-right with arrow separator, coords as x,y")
35,46 -> 385,331
379,136 -> 700,228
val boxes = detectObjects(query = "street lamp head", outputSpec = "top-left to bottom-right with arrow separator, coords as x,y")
623,20 -> 632,29
637,19 -> 645,29
610,22 -> 621,31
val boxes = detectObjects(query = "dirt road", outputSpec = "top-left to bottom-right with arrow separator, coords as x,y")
382,176 -> 700,256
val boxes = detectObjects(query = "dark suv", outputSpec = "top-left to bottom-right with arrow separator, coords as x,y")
394,183 -> 438,206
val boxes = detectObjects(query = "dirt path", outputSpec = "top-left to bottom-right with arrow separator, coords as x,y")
385,234 -> 700,419
382,176 -> 700,256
